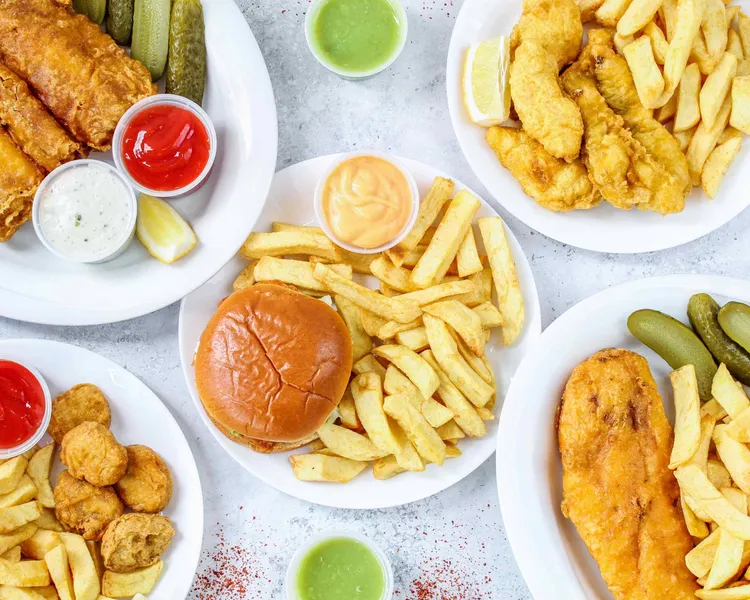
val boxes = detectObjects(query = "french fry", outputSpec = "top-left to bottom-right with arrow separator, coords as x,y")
253,257 -> 352,291
706,527 -> 744,588
739,59 -> 750,75
451,333 -> 493,385
352,354 -> 387,380
380,282 -> 399,297
618,0 -> 665,36
696,585 -> 750,598
719,125 -> 743,143
370,256 -> 420,293
389,422 -> 425,472
0,459 -> 28,497
86,541 -> 104,582
456,228 -> 483,278
596,0 -> 634,26
350,373 -> 399,454
309,252 -> 377,276
33,510 -> 62,534
687,95 -> 733,184
101,561 -> 163,598
395,327 -> 430,352
675,63 -> 703,131
708,458 -> 734,488
401,245 -> 426,268
659,0 -> 707,105
0,525 -> 37,557
377,317 -> 423,341
59,533 -> 98,600
726,406 -> 750,443
26,446 -> 54,509
702,0 -> 729,69
0,549 -> 19,563
686,493 -> 715,521
740,13 -> 750,57
615,32 -> 636,55
383,395 -> 446,465
701,52 -> 738,128
386,177 -> 454,268
271,222 -> 324,235
714,364 -> 750,418
399,280 -> 476,307
714,425 -> 750,494
372,455 -> 406,480
372,346 -> 439,400
337,386 -> 361,431
232,263 -> 255,292
688,528 -> 721,577
0,478 -> 37,511
473,302 -> 504,329
476,407 -> 495,420
729,28 -> 745,59
646,20 -> 670,63
669,365 -> 702,469
579,0 -> 606,22
726,4 -> 740,26
435,420 -> 465,441
477,217 -> 524,345
19,530 -> 60,561
656,88 -> 678,121
0,502 -> 41,535
661,0 -> 679,39
334,295 -> 372,363
359,309 -> 388,339
316,424 -> 389,461
289,453 -> 368,483
423,300 -> 484,357
731,75 -> 750,133
240,231 -> 340,262
471,269 -> 493,302
704,398 -> 730,420
690,413 -> 718,472
382,366 -> 453,428
683,495 -> 711,537
0,558 -> 50,588
673,125 -> 698,150
313,264 -> 421,323
702,136 -> 741,198
410,191 -> 480,289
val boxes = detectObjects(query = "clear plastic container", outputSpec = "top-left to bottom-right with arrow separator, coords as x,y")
32,160 -> 138,264
285,531 -> 394,600
112,94 -> 217,198
0,357 -> 52,460
314,151 -> 419,255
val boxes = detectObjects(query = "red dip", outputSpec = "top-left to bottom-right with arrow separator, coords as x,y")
0,360 -> 45,450
121,104 -> 211,192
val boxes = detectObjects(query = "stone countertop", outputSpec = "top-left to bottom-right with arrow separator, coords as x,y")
2,0 -> 749,598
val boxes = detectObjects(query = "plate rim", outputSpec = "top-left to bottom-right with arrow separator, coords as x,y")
178,154 -> 543,509
0,337 -> 205,599
0,0 -> 278,326
495,274 -> 750,600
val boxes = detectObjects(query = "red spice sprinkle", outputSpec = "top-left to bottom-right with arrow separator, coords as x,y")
404,558 -> 492,600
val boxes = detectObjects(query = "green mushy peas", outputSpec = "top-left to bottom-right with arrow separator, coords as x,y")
296,537 -> 385,600
311,0 -> 402,74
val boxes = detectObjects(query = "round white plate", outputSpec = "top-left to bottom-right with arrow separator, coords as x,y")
446,0 -> 750,254
0,338 -> 204,599
0,0 -> 278,325
178,155 -> 542,509
496,275 -> 750,600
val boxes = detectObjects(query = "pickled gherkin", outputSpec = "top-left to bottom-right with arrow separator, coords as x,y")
107,0 -> 135,44
719,302 -> 750,354
166,0 -> 206,105
74,0 -> 107,25
132,0 -> 171,81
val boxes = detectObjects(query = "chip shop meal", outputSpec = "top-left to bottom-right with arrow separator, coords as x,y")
557,294 -> 750,598
194,172 -> 526,484
0,377 -> 177,598
463,0 -> 747,215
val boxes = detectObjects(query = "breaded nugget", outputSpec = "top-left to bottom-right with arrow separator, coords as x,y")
114,445 -> 173,513
61,422 -> 128,487
48,384 -> 112,444
101,513 -> 175,573
54,470 -> 124,541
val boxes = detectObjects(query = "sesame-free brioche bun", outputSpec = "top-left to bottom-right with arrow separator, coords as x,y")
195,283 -> 353,445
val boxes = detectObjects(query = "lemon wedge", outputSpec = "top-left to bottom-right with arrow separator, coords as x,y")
463,37 -> 511,127
136,194 -> 197,264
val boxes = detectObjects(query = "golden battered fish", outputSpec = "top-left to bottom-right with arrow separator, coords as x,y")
510,0 -> 584,68
0,126 -> 43,242
0,0 -> 155,151
558,349 -> 698,600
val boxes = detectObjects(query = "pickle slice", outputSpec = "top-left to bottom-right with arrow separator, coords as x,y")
106,0 -> 135,44
74,0 -> 107,25
131,0 -> 171,81
166,0 -> 206,105
628,309 -> 717,402
719,302 -> 750,355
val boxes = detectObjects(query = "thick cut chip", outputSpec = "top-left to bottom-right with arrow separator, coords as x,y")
240,231 -> 340,262
316,424 -> 389,462
289,454 -> 368,483
372,346 -> 439,401
669,365 -> 702,468
350,373 -> 399,454
423,300 -> 484,357
383,395 -> 446,465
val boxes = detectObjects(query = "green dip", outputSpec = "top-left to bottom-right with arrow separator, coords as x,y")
310,0 -> 403,75
296,537 -> 385,600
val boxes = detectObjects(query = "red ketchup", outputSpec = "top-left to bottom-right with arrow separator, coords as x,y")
0,360 -> 46,450
121,104 -> 211,192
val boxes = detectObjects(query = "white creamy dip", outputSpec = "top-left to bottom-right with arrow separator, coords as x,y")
37,162 -> 135,261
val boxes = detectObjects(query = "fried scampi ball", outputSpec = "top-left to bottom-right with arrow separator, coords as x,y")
114,445 -> 173,513
48,383 -> 112,444
54,470 -> 124,541
61,421 -> 129,487
101,513 -> 175,573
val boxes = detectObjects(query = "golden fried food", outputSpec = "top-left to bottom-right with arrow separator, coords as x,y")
510,40 -> 584,161
101,513 -> 175,574
510,0 -> 584,68
114,446 -> 173,513
48,383 -> 112,444
61,422 -> 128,487
486,126 -> 601,211
558,349 -> 698,599
0,126 -> 43,242
54,470 -> 124,541
0,0 -> 155,151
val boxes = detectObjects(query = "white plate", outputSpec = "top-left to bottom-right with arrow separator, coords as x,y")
0,339 -> 203,599
496,275 -> 750,599
446,0 -> 750,254
0,0 -> 278,325
178,155 -> 542,509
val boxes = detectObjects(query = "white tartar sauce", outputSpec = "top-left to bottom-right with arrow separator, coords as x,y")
38,162 -> 135,261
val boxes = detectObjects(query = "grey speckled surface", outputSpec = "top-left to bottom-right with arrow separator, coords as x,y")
2,0 -> 750,598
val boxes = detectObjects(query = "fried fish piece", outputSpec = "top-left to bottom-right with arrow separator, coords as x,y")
558,349 -> 698,600
48,384 -> 112,444
510,40 -> 584,161
54,470 -> 124,541
0,126 -> 43,242
0,0 -> 155,151
0,63 -> 80,172
101,513 -> 175,574
114,446 -> 173,513
61,422 -> 128,487
486,125 -> 601,211
510,0 -> 584,68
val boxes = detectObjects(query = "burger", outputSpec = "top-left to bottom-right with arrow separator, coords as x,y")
195,282 -> 353,453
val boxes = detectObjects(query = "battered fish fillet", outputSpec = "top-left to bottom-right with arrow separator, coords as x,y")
0,126 -> 43,242
486,126 -> 601,211
0,0 -> 155,151
588,29 -> 692,214
558,349 -> 698,600
0,63 -> 80,172
561,48 -> 667,210
510,0 -> 584,68
510,40 -> 584,161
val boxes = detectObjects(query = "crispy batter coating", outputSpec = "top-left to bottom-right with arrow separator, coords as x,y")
101,513 -> 175,573
54,470 -> 124,541
510,0 -> 584,68
48,383 -> 112,444
0,126 -> 42,242
61,422 -> 128,487
114,446 -> 173,513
